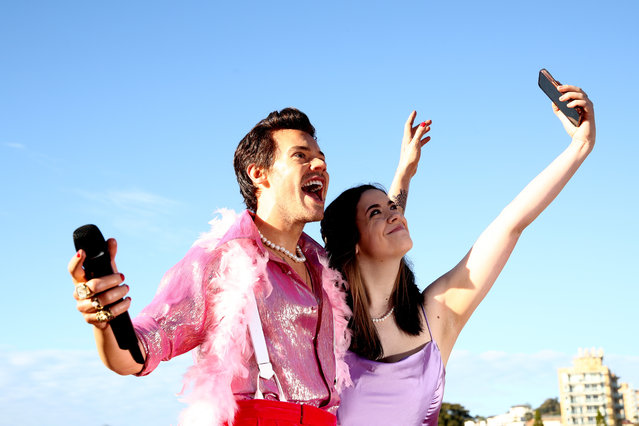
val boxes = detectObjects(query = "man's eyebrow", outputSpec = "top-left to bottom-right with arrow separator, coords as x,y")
288,146 -> 326,159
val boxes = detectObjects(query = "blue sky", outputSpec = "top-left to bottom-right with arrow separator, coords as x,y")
1,0 -> 638,423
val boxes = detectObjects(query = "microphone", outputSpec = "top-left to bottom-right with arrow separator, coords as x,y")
73,224 -> 145,364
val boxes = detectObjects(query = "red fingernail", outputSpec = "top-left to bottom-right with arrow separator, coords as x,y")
420,122 -> 426,127
76,251 -> 81,258
120,273 -> 125,281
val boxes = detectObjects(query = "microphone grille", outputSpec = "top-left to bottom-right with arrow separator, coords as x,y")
73,224 -> 107,256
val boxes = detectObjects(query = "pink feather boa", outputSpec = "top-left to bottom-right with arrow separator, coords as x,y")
177,209 -> 351,426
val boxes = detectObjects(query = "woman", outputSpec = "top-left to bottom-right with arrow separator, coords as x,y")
321,84 -> 595,425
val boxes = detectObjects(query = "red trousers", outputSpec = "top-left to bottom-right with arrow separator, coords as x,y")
228,400 -> 337,426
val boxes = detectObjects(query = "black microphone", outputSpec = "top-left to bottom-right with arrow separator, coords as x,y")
73,224 -> 145,364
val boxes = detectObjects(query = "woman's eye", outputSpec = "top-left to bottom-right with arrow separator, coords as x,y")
369,209 -> 381,217
294,152 -> 306,159
390,204 -> 398,210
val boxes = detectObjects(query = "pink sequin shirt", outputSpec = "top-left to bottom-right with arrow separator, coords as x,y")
132,211 -> 346,418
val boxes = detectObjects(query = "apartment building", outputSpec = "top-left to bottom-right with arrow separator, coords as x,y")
620,382 -> 639,423
557,348 -> 624,426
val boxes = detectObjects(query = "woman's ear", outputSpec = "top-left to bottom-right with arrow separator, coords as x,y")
355,243 -> 360,255
247,164 -> 269,188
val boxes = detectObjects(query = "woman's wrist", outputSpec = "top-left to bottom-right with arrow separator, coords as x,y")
569,135 -> 595,156
393,164 -> 415,184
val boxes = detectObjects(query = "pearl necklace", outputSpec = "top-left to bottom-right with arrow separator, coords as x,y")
259,231 -> 307,263
371,306 -> 394,323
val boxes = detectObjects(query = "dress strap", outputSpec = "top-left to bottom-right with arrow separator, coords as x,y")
420,304 -> 433,341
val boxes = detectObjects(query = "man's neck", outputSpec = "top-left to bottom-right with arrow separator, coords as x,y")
253,211 -> 306,254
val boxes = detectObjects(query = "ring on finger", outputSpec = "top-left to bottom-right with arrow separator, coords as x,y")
75,283 -> 93,299
95,308 -> 114,323
91,296 -> 103,310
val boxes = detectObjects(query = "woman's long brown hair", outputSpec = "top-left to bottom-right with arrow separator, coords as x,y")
321,184 -> 423,360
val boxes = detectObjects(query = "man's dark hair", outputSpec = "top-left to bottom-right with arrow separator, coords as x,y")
233,108 -> 316,211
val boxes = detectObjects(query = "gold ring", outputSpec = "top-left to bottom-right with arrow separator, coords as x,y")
95,309 -> 114,323
91,296 -> 103,310
75,283 -> 93,299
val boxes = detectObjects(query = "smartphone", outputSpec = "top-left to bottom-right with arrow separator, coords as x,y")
538,68 -> 582,126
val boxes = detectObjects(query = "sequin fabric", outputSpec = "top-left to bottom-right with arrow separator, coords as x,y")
132,210 -> 340,418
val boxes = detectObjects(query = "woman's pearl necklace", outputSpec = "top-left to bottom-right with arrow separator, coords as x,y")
371,306 -> 395,323
259,231 -> 307,263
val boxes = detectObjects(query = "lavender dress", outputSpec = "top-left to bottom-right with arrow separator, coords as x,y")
337,307 -> 446,425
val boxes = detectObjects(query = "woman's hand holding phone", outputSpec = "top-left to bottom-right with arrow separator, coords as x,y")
554,84 -> 596,149
538,69 -> 595,148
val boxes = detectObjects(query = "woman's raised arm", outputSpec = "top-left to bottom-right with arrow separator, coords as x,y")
426,85 -> 595,363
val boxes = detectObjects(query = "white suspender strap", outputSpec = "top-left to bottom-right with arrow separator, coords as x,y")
247,289 -> 287,402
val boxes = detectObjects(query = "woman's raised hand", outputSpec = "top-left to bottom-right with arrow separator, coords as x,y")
389,111 -> 432,211
554,85 -> 596,148
397,111 -> 432,180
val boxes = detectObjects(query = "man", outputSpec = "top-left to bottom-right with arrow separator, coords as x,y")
68,108 -> 351,425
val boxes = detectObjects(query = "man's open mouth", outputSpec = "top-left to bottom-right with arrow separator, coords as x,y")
302,179 -> 324,202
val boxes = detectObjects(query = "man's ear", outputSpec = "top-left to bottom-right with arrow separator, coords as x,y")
247,164 -> 269,188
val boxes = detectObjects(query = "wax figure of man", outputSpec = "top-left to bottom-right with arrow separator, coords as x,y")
68,108 -> 352,426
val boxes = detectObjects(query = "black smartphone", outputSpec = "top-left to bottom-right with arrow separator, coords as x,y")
538,68 -> 582,127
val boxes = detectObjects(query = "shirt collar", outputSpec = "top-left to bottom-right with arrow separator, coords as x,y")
217,210 -> 325,264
